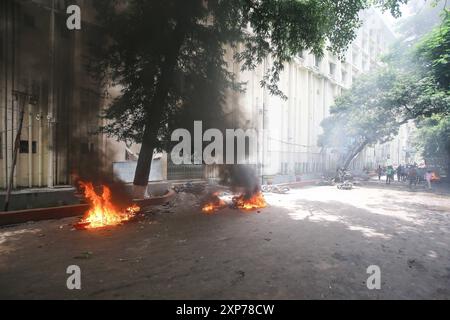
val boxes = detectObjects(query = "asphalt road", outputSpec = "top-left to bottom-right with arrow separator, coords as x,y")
1,184 -> 450,299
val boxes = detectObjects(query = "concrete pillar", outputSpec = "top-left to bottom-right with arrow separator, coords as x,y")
47,0 -> 55,188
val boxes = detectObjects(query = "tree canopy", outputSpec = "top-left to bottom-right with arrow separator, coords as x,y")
412,114 -> 450,168
319,3 -> 449,169
92,0 -> 415,188
411,13 -> 450,169
415,11 -> 450,92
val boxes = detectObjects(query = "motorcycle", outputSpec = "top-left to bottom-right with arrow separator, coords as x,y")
335,169 -> 354,190
337,181 -> 353,190
261,184 -> 290,194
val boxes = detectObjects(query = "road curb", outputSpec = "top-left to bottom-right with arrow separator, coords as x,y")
0,189 -> 176,227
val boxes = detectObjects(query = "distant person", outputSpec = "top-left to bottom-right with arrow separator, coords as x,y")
377,165 -> 383,181
425,170 -> 433,190
408,166 -> 418,189
397,165 -> 403,182
402,166 -> 407,182
386,166 -> 394,185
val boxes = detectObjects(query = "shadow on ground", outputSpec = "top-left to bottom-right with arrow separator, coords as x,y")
0,185 -> 449,299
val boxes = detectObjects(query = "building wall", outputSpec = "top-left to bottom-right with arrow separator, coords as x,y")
1,3 -> 410,190
225,8 -> 400,180
0,0 -> 108,190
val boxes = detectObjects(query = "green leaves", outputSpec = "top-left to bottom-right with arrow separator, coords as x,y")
234,0 -> 368,96
372,0 -> 408,18
93,0 -> 413,147
415,11 -> 450,92
322,70 -> 394,152
413,114 -> 450,165
320,3 -> 449,168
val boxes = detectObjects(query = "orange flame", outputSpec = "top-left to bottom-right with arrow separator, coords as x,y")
202,191 -> 267,213
201,192 -> 226,214
77,181 -> 140,229
233,192 -> 267,211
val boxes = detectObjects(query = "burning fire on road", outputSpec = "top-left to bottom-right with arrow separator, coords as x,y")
201,165 -> 267,213
74,181 -> 140,230
232,192 -> 267,211
201,192 -> 227,213
201,191 -> 267,213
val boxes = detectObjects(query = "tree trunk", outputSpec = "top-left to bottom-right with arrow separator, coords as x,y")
343,139 -> 369,170
132,18 -> 188,197
132,125 -> 158,196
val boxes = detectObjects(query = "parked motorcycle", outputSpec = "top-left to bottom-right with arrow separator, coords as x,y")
335,168 -> 354,190
261,184 -> 290,194
337,181 -> 353,190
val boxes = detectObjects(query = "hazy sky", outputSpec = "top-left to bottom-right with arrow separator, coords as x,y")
381,2 -> 416,29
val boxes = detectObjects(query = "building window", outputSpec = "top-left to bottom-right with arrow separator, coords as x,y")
329,63 -> 336,77
314,55 -> 321,68
341,70 -> 347,83
19,141 -> 37,154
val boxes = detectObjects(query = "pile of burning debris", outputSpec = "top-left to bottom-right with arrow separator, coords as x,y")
201,190 -> 267,214
72,181 -> 267,230
72,167 -> 268,230
201,166 -> 268,213
74,181 -> 141,230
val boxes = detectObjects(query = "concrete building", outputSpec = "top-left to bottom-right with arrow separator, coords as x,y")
0,0 -> 126,211
225,8 -> 402,183
0,0 -> 201,209
0,2 -> 410,205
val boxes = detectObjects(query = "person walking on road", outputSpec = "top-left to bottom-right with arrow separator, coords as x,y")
402,166 -> 407,181
397,165 -> 403,182
425,170 -> 433,190
408,166 -> 418,189
386,166 -> 394,185
377,165 -> 383,181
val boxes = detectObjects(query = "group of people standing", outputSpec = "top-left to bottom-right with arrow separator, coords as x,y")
377,164 -> 434,189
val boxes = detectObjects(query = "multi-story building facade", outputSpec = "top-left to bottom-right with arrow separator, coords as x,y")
0,2 -> 409,198
0,0 -> 116,192
225,8 -> 400,183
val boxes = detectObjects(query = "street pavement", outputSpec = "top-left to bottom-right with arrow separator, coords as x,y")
1,184 -> 449,299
